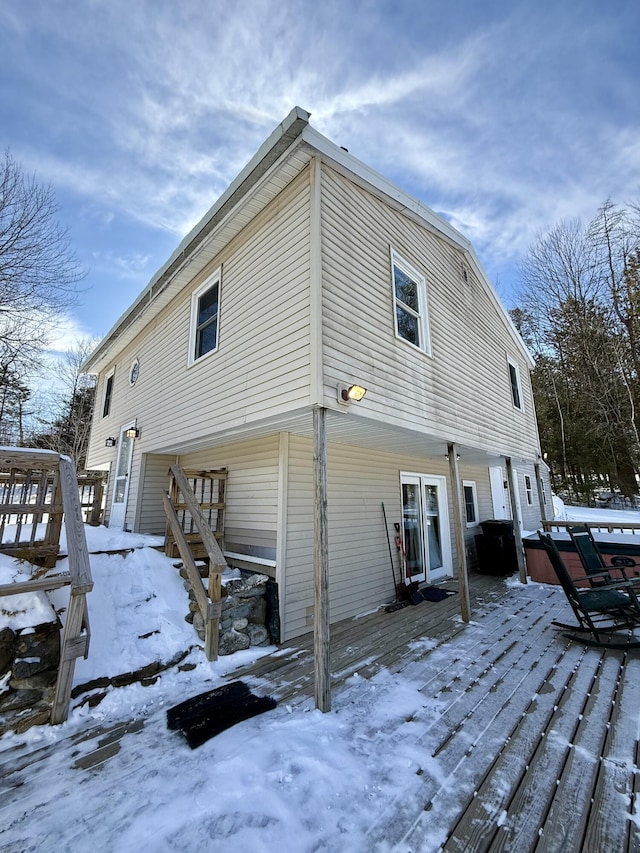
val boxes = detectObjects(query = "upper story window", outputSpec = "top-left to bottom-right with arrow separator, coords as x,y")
102,368 -> 114,418
189,267 -> 221,366
508,358 -> 523,411
391,249 -> 431,355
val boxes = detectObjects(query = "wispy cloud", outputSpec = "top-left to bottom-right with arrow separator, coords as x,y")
2,0 -> 638,319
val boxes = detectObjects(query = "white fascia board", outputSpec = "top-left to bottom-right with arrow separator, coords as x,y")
82,107 -> 311,374
302,126 -> 534,369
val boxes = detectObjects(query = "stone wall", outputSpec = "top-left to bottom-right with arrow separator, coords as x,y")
0,619 -> 60,734
180,563 -> 276,655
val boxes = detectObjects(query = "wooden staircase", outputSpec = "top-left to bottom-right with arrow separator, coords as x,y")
163,464 -> 227,660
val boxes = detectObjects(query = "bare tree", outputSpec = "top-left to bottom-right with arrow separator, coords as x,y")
0,150 -> 83,317
27,339 -> 98,469
0,151 -> 85,443
517,203 -> 640,499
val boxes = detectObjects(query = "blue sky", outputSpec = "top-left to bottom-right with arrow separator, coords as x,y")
1,0 -> 638,351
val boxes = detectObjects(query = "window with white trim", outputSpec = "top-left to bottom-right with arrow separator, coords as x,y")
391,249 -> 431,354
462,480 -> 479,526
525,474 -> 533,505
508,358 -> 523,411
102,368 -> 115,418
540,478 -> 547,505
189,268 -> 221,365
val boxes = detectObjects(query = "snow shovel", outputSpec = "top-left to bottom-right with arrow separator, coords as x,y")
394,522 -> 423,605
382,502 -> 409,612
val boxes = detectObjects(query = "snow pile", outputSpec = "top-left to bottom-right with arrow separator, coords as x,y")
0,554 -> 57,631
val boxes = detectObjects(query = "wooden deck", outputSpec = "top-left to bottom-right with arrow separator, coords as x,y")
227,572 -> 640,851
1,572 -> 639,851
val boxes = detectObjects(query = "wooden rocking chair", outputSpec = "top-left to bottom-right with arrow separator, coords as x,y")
538,532 -> 640,649
567,524 -> 640,588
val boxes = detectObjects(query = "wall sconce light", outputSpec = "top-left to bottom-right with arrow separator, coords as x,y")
444,452 -> 461,461
105,437 -> 117,447
125,427 -> 140,439
337,383 -> 367,404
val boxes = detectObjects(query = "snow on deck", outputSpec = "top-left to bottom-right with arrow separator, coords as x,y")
1,562 -> 638,851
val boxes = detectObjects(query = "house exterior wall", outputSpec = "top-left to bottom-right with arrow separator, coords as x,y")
85,168 -> 313,471
134,453 -> 175,534
282,435 -> 513,641
319,165 -> 539,459
178,435 -> 280,557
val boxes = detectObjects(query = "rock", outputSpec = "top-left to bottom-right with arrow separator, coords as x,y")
247,624 -> 269,646
218,629 -> 251,656
16,629 -> 60,670
0,689 -> 42,713
184,612 -> 194,624
233,618 -> 248,631
12,658 -> 49,681
0,627 -> 17,677
10,669 -> 57,691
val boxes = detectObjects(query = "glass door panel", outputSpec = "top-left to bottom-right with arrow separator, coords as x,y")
402,481 -> 426,583
424,483 -> 445,577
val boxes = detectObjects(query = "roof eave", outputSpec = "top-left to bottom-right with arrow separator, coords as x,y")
82,106 -> 311,373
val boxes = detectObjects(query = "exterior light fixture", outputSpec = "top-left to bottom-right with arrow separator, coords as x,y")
125,427 -> 140,439
105,437 -> 117,447
337,383 -> 367,404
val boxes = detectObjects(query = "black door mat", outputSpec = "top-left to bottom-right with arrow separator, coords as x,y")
420,586 -> 456,602
167,680 -> 277,749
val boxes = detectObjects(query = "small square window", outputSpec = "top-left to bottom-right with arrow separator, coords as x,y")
189,268 -> 221,365
462,481 -> 479,526
508,359 -> 523,411
391,249 -> 431,355
102,369 -> 114,418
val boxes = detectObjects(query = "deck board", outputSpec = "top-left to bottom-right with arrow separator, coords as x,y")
230,572 -> 640,850
3,571 -> 639,851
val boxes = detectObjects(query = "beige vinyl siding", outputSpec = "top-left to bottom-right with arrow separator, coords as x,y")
135,453 -> 175,534
85,169 -> 313,468
283,436 -> 496,640
319,165 -> 539,460
178,435 -> 280,554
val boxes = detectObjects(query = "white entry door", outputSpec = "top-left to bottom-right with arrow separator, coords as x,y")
400,473 -> 452,584
109,422 -> 136,529
489,466 -> 510,518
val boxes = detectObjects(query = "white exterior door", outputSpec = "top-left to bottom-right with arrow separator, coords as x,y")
489,466 -> 510,519
400,473 -> 452,584
109,422 -> 136,529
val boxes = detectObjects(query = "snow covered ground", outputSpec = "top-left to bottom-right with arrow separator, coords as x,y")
0,511 -> 638,851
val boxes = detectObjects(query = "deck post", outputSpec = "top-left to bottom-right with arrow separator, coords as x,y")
313,405 -> 331,712
534,461 -> 547,523
448,443 -> 471,622
505,456 -> 528,584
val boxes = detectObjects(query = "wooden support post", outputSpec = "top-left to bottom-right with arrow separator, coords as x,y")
51,592 -> 88,724
505,457 -> 528,584
313,406 -> 331,713
90,476 -> 104,525
447,443 -> 471,623
534,462 -> 546,524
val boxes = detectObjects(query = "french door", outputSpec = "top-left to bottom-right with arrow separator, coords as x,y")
400,473 -> 452,584
109,422 -> 136,529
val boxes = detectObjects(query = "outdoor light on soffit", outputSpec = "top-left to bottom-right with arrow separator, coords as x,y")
337,383 -> 367,404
